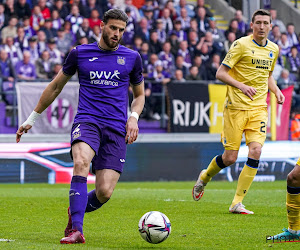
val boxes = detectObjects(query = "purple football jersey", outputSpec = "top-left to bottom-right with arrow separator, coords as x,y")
63,42 -> 144,134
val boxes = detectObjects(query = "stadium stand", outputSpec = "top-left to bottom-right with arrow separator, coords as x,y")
1,0 -> 300,138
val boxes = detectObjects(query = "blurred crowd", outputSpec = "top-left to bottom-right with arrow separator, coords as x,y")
1,0 -> 300,121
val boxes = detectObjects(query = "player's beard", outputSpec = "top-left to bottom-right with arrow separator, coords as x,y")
102,31 -> 120,49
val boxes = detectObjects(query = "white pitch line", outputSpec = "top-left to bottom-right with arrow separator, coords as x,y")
0,239 -> 15,242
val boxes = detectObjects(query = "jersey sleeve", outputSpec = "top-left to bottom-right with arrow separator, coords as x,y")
270,46 -> 279,72
129,52 -> 144,85
222,40 -> 243,69
62,47 -> 78,76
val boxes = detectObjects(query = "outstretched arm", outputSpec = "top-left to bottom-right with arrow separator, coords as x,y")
216,64 -> 257,100
16,69 -> 72,142
268,72 -> 285,104
125,81 -> 145,144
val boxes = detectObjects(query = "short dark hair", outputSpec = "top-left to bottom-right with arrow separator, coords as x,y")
103,9 -> 128,24
251,9 -> 271,23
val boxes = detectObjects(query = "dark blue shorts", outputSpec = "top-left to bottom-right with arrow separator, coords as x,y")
70,122 -> 127,173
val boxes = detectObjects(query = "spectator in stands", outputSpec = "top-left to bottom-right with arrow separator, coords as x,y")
123,0 -> 141,23
207,16 -> 226,45
88,9 -> 101,30
195,0 -> 213,18
26,36 -> 39,64
186,65 -> 201,80
146,53 -> 159,77
56,28 -> 72,59
193,54 -> 207,80
76,18 -> 93,42
148,60 -> 171,120
23,16 -> 35,38
225,19 -> 243,40
47,38 -> 62,64
199,42 -> 210,64
286,23 -> 299,47
203,30 -> 224,56
36,30 -> 47,55
77,36 -> 89,45
38,0 -> 51,20
168,31 -> 180,57
66,4 -> 84,34
277,45 -> 288,68
89,25 -> 101,43
175,55 -> 189,78
206,53 -> 221,80
268,25 -> 281,44
4,0 -> 16,18
62,21 -> 76,47
72,0 -> 87,17
2,36 -> 23,66
134,17 -> 149,42
290,111 -> 300,141
196,7 -> 209,33
30,5 -> 45,32
277,68 -> 297,91
15,50 -> 36,80
287,46 -> 300,79
177,40 -> 192,68
270,8 -> 286,33
224,31 -> 235,53
132,36 -> 143,51
35,50 -> 54,79
278,33 -> 291,56
187,18 -> 200,33
85,0 -> 102,19
170,18 -> 187,42
40,18 -> 57,40
51,9 -> 64,31
187,30 -> 201,59
15,0 -> 31,21
175,0 -> 195,18
50,63 -> 62,78
51,0 -> 69,20
159,41 -> 175,76
14,26 -> 29,52
149,30 -> 162,54
1,15 -> 17,43
173,69 -> 186,82
155,19 -> 167,44
0,4 -> 7,30
177,7 -> 191,31
0,48 -> 16,105
139,42 -> 150,75
106,0 -> 118,11
234,10 -> 248,35
123,7 -> 136,46
160,8 -> 173,34
142,6 -> 155,30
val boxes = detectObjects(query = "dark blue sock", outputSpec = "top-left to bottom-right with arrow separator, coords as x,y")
85,189 -> 105,213
69,175 -> 87,234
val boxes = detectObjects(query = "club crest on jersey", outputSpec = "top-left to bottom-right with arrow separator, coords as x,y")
269,51 -> 274,59
117,56 -> 126,65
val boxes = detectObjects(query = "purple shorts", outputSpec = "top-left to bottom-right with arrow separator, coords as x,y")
70,122 -> 127,173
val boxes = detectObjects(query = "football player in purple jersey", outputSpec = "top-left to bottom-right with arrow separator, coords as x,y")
16,9 -> 145,244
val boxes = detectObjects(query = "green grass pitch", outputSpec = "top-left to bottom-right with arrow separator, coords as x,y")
0,181 -> 297,249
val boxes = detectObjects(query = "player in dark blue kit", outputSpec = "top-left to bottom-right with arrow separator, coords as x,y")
16,9 -> 145,244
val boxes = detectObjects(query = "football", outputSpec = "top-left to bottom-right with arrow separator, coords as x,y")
138,211 -> 171,244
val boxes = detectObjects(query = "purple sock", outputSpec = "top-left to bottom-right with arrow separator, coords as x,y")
85,189 -> 105,213
69,175 -> 87,234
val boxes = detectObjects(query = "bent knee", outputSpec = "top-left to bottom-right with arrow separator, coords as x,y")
96,186 -> 114,202
249,147 -> 262,159
287,172 -> 300,186
223,155 -> 237,166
